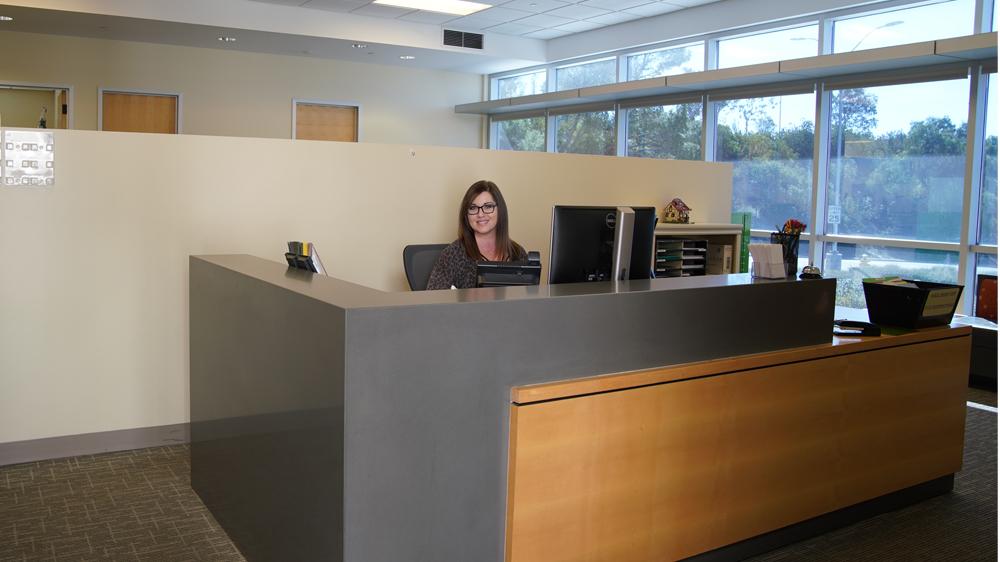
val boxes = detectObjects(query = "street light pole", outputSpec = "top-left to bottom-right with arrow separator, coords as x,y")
826,20 -> 903,271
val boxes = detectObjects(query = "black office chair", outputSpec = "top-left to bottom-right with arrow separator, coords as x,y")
403,244 -> 448,291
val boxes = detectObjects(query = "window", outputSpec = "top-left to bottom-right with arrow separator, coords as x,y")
826,79 -> 970,244
555,59 -> 616,91
555,109 -> 615,155
825,243 -> 960,309
717,25 -> 818,69
832,0 -> 976,53
496,71 -> 546,99
494,116 -> 546,152
980,73 -> 997,246
627,43 -> 704,80
715,92 -> 815,232
625,102 -> 702,160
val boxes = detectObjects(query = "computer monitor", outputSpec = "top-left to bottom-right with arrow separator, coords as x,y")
477,252 -> 542,287
548,205 -> 657,285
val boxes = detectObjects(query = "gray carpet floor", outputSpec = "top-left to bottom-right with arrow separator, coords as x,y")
1,398 -> 996,561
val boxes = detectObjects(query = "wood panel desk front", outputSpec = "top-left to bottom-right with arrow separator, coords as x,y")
505,325 -> 971,562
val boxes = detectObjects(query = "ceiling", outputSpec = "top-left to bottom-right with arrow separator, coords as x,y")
0,0 -> 723,74
248,0 -> 721,40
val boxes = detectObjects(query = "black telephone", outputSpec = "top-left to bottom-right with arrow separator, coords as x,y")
833,319 -> 881,337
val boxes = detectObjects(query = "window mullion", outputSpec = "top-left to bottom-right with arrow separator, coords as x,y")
810,84 -> 830,268
960,65 -> 989,312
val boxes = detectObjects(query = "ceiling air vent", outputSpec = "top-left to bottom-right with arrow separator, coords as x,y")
443,29 -> 484,50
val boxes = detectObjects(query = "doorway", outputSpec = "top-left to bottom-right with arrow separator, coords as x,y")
0,85 -> 71,129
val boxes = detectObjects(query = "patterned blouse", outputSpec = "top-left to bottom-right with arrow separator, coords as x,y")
426,239 -> 526,290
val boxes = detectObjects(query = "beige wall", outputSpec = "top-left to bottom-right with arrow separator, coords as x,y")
0,129 -> 731,445
0,89 -> 56,128
0,30 -> 483,146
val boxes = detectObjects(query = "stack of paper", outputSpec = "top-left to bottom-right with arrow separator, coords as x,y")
749,244 -> 786,279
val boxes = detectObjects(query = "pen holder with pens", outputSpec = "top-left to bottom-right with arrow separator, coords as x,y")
769,232 -> 800,278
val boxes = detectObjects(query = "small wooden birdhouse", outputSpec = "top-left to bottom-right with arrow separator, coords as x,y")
663,198 -> 692,224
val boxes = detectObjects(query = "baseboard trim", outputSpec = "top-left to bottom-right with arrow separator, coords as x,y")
0,423 -> 190,467
683,475 -> 955,561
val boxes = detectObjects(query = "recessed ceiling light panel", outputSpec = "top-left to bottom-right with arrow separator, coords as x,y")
352,43 -> 368,49
374,0 -> 489,16
399,55 -> 416,60
218,36 -> 236,42
0,15 -> 13,21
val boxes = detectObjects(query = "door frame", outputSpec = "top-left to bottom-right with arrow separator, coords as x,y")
98,87 -> 183,133
0,80 -> 75,129
291,98 -> 362,141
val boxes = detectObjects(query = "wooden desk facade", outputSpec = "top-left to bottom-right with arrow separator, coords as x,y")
505,326 -> 971,561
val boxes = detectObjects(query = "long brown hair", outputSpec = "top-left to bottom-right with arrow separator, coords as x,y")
458,180 -> 526,261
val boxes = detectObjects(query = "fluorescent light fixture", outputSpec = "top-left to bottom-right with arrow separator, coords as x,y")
218,36 -> 236,42
352,43 -> 368,49
0,16 -> 13,21
373,0 -> 489,16
399,55 -> 416,60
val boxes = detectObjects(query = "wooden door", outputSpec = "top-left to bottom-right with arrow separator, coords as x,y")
295,102 -> 358,142
102,91 -> 178,134
57,90 -> 67,129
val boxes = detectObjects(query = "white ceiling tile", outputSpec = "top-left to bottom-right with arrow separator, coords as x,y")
485,21 -> 544,35
444,15 -> 497,29
665,0 -> 719,6
622,1 -> 684,16
301,0 -> 367,12
523,28 -> 573,39
397,10 -> 460,23
514,12 -> 575,27
545,4 -> 610,19
579,0 -> 649,10
554,19 -> 604,32
349,3 -> 416,17
498,0 -> 569,13
586,11 -> 641,25
251,0 -> 309,6
465,5 -> 535,22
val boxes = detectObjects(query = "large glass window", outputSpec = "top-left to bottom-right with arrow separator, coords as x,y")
494,116 -> 545,152
625,102 -> 702,160
496,71 -> 546,99
555,109 -> 615,155
826,79 -> 970,245
627,43 -> 704,80
555,59 -> 616,91
832,0 -> 976,53
980,73 -> 997,246
715,92 -> 815,232
717,25 -> 819,69
826,243 -> 960,308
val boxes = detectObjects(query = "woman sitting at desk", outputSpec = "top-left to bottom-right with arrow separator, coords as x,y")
427,180 -> 526,290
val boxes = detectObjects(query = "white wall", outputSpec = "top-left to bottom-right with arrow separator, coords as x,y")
0,30 -> 483,146
0,129 -> 731,445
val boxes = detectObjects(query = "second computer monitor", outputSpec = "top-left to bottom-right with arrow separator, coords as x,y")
548,205 -> 657,285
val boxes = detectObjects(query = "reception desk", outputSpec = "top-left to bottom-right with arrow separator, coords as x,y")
188,255 -> 967,562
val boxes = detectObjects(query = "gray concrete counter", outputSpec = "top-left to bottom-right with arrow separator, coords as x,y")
190,254 -> 836,562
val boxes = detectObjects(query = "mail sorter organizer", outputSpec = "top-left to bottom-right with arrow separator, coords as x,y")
654,239 -> 706,278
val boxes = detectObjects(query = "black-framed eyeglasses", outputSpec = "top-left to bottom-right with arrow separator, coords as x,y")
467,202 -> 497,215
